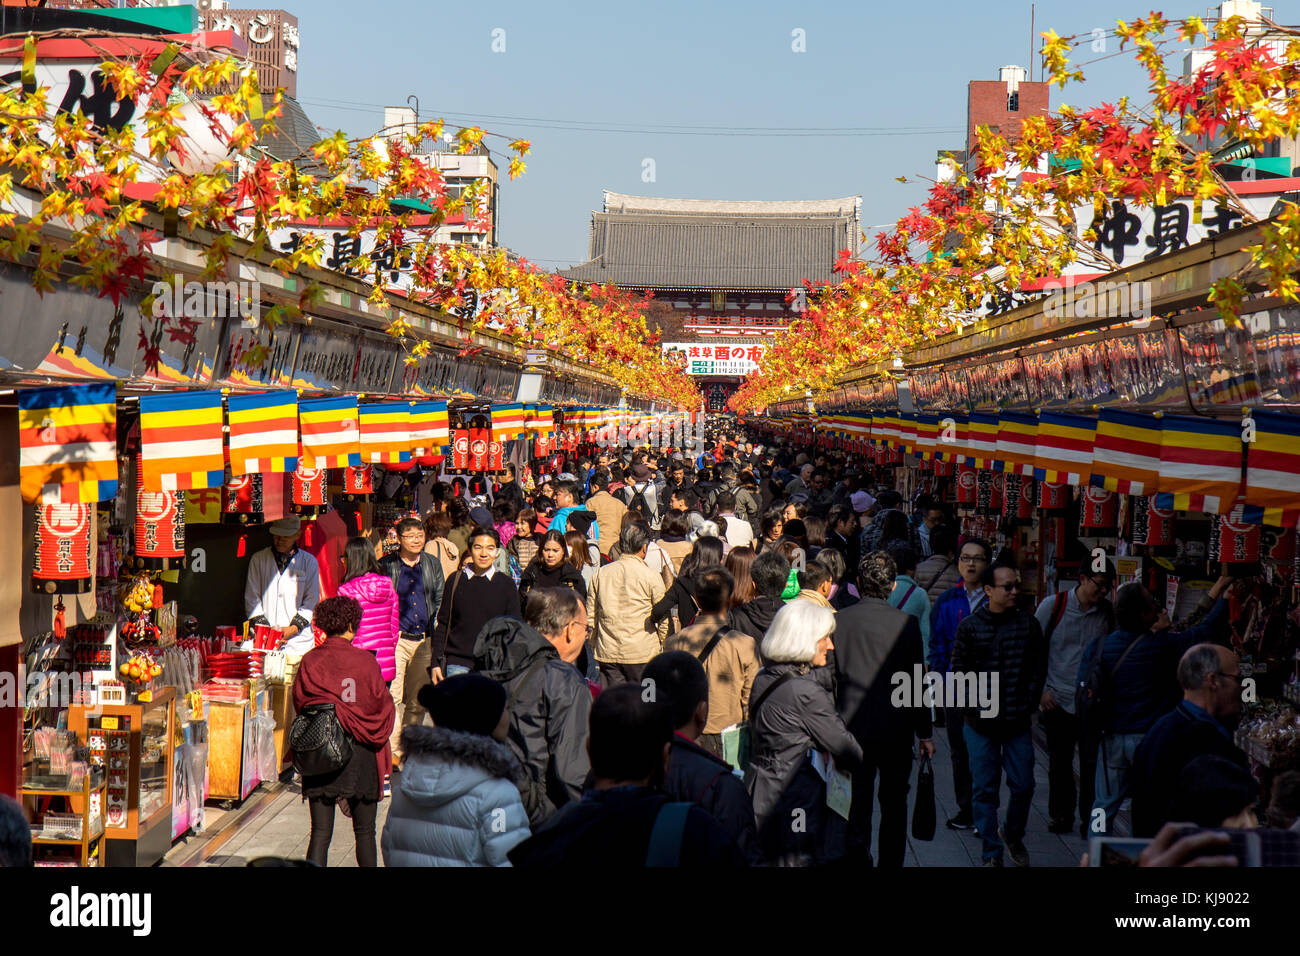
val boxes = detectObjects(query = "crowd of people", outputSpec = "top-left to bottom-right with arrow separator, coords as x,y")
168,428 -> 1300,867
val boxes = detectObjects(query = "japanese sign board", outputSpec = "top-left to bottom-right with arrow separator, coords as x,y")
661,342 -> 767,377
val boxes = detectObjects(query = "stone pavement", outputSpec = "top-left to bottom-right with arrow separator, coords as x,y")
165,717 -> 1126,867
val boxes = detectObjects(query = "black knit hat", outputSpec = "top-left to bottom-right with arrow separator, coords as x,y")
417,674 -> 508,737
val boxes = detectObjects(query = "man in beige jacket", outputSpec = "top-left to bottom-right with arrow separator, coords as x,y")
665,566 -> 760,758
584,470 -> 628,559
587,520 -> 668,687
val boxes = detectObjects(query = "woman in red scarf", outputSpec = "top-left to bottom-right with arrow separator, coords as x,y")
293,596 -> 396,866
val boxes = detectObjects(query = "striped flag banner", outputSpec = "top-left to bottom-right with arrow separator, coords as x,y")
935,414 -> 967,461
1155,414 -> 1242,515
227,390 -> 299,476
139,391 -> 225,492
359,402 -> 411,464
1243,410 -> 1300,526
875,413 -> 903,449
914,414 -> 940,460
410,401 -> 450,456
965,413 -> 1000,469
300,396 -> 360,468
1033,412 -> 1096,485
18,383 -> 118,504
526,404 -> 554,437
491,403 -> 527,443
1090,408 -> 1163,496
997,412 -> 1039,476
897,413 -> 919,454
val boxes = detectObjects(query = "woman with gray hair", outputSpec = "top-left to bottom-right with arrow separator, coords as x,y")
746,601 -> 863,866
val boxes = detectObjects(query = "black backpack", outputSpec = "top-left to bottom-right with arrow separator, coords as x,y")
626,482 -> 657,522
1076,630 -> 1143,738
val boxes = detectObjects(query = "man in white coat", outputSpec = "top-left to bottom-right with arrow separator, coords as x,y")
245,515 -> 321,656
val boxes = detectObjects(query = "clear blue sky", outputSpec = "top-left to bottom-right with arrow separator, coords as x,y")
295,0 -> 1192,268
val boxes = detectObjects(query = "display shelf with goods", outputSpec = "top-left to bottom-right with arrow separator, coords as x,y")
67,688 -> 175,868
22,731 -> 106,868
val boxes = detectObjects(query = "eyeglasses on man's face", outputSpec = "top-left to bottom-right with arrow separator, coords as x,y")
959,553 -> 988,565
990,581 -> 1019,592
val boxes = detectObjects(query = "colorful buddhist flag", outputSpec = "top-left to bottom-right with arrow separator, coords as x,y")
1154,414 -> 1242,515
965,413 -> 1000,469
359,402 -> 411,464
1243,410 -> 1300,527
526,404 -> 554,437
139,391 -> 225,492
897,413 -> 919,455
935,414 -> 966,461
300,396 -> 360,469
227,390 -> 299,476
1090,408 -> 1162,496
913,414 -> 940,460
996,412 -> 1038,476
18,383 -> 118,504
491,403 -> 527,443
1033,412 -> 1096,485
410,401 -> 450,456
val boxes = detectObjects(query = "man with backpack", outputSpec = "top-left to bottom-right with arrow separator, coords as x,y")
1033,563 -> 1116,839
473,588 -> 593,826
1076,574 -> 1233,835
621,466 -> 663,531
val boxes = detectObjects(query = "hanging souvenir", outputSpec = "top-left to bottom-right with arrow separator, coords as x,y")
1079,486 -> 1119,532
134,486 -> 185,569
1210,508 -> 1261,564
1039,481 -> 1071,510
291,465 -> 326,515
344,464 -> 373,496
222,468 -> 263,524
452,430 -> 471,470
956,464 -> 977,506
976,470 -> 1002,513
1002,473 -> 1034,523
1132,495 -> 1175,548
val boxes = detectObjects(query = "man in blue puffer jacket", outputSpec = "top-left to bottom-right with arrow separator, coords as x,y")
928,537 -> 992,831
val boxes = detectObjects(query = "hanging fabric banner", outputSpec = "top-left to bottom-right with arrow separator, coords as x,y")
19,383 -> 118,504
1079,486 -> 1119,530
1243,410 -> 1300,528
1090,408 -> 1162,497
1033,411 -> 1096,486
300,397 -> 361,469
139,391 -> 225,492
491,403 -> 527,444
1155,414 -> 1242,515
227,390 -> 299,476
965,414 -> 1000,470
996,412 -> 1038,477
410,401 -> 450,456
359,402 -> 411,465
1132,494 -> 1175,548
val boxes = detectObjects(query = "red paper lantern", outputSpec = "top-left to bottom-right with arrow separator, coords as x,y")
1212,510 -> 1261,564
344,464 -> 373,495
452,430 -> 471,470
32,503 -> 94,593
976,470 -> 1003,513
956,464 -> 977,505
488,439 -> 505,472
932,458 -> 955,478
1039,481 -> 1071,510
535,436 -> 551,457
468,428 -> 491,471
135,488 -> 185,564
291,466 -> 326,508
1133,495 -> 1174,548
223,468 -> 264,523
1079,486 -> 1118,530
1002,474 -> 1034,522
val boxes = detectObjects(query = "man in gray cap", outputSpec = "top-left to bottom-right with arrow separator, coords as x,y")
244,514 -> 320,656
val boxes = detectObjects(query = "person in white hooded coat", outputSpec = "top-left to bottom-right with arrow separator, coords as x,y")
382,675 -> 530,866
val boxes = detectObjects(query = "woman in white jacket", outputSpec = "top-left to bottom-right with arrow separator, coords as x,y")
382,674 -> 530,866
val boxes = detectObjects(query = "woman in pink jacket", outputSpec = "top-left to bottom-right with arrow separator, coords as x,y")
337,537 -> 400,682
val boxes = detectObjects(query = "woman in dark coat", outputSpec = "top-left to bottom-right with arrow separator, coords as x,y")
648,535 -> 723,634
517,530 -> 587,611
746,600 -> 862,867
293,596 -> 396,867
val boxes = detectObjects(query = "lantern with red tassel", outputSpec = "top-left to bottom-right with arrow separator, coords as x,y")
487,439 -> 505,472
344,464 -> 373,499
1079,486 -> 1119,533
134,488 -> 185,570
32,503 -> 95,594
1210,506 -> 1261,564
468,428 -> 491,471
222,468 -> 264,524
291,465 -> 327,516
452,430 -> 471,470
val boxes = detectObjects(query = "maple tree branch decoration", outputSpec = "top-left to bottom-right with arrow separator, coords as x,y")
0,33 -> 697,408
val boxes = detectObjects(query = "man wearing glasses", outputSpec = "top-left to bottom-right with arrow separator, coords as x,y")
1033,563 -> 1116,839
380,517 -> 446,764
929,538 -> 994,832
951,563 -> 1048,866
1128,643 -> 1249,837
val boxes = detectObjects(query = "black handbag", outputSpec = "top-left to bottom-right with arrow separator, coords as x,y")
289,703 -> 353,777
911,753 -> 936,841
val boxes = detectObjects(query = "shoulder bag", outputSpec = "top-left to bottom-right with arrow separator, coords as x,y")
289,703 -> 353,777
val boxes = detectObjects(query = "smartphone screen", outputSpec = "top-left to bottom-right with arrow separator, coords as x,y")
1089,837 -> 1151,866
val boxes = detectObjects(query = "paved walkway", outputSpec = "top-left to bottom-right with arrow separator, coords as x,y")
165,719 -> 1125,867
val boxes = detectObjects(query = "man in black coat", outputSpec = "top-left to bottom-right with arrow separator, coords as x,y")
473,589 -> 592,826
833,551 -> 935,867
1129,644 -> 1250,837
951,562 -> 1047,867
509,684 -> 746,867
643,651 -> 761,863
727,550 -> 790,646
